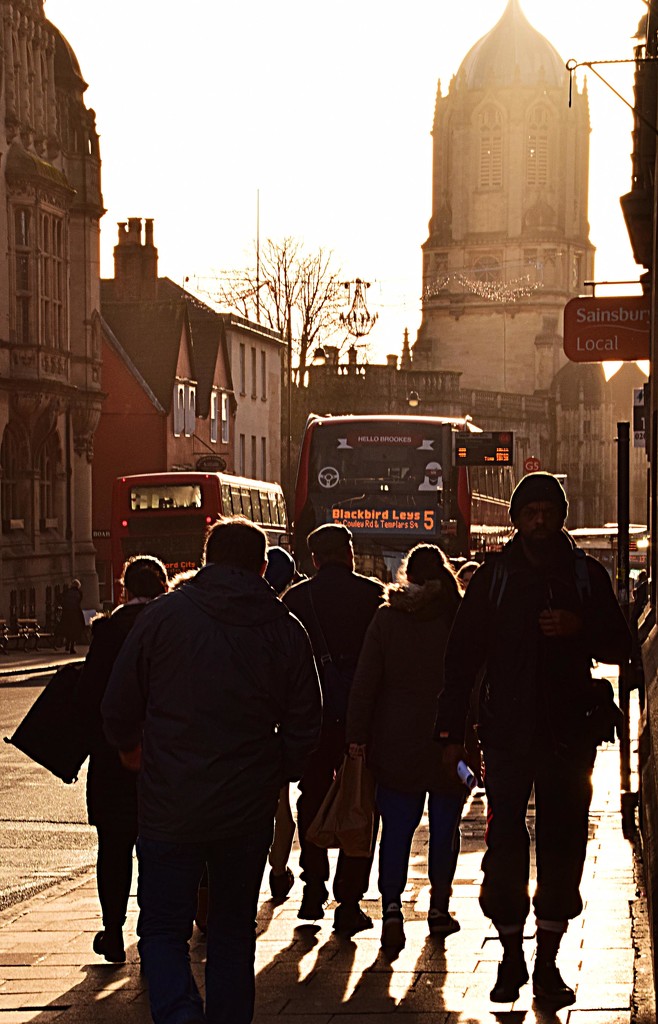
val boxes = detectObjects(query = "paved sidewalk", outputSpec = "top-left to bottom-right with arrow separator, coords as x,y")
0,737 -> 653,1024
0,646 -> 89,682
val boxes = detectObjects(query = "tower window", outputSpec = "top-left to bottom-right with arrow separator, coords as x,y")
526,106 -> 550,187
472,255 -> 502,283
478,106 -> 503,188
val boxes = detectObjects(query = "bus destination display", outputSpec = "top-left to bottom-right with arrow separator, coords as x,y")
330,506 -> 438,535
454,431 -> 514,466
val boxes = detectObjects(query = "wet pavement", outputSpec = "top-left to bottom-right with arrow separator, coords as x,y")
0,653 -> 654,1023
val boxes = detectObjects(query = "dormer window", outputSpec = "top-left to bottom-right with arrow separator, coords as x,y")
185,385 -> 196,437
173,384 -> 185,436
210,389 -> 219,443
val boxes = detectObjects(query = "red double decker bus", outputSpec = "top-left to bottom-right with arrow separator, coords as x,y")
293,414 -> 514,577
108,472 -> 287,603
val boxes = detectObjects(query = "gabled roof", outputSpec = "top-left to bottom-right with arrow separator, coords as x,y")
100,315 -> 166,413
100,287 -> 188,412
157,278 -> 234,418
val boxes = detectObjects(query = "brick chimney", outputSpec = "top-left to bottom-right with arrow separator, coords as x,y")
112,218 -> 158,301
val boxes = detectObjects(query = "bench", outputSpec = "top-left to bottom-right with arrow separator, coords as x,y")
10,619 -> 55,652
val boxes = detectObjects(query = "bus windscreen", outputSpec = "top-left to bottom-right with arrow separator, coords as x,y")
130,484 -> 202,511
307,423 -> 451,539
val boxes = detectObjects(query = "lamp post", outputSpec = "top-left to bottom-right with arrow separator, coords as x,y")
407,390 -> 420,409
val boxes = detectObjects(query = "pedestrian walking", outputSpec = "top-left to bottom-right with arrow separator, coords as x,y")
456,560 -> 480,588
436,472 -> 631,1007
60,579 -> 85,654
284,523 -> 384,936
77,556 -> 168,963
102,517 -> 321,1024
346,544 -> 466,950
265,546 -> 300,902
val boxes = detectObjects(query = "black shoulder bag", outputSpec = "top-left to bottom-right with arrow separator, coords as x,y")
307,589 -> 353,724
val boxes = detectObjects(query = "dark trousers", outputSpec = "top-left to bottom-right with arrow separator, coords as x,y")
297,719 -> 375,903
96,823 -> 138,930
137,825 -> 272,1024
480,742 -> 596,927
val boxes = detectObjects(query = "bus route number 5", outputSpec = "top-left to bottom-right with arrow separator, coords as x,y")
423,509 -> 435,532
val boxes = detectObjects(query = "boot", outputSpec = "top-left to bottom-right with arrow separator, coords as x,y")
297,882 -> 327,920
490,929 -> 529,1002
533,927 -> 575,1007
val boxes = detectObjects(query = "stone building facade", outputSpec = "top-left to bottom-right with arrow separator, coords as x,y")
0,1 -> 103,625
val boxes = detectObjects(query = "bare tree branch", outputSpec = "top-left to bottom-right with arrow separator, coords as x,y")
212,238 -> 345,375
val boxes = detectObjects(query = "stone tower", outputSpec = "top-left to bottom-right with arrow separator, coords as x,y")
413,0 -> 594,394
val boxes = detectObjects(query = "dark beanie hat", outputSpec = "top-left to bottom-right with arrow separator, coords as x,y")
509,472 -> 568,523
264,546 -> 296,595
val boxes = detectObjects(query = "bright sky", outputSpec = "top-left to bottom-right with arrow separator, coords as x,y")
46,0 -> 647,360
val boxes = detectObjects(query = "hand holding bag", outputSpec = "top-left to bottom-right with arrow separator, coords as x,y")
306,754 -> 376,857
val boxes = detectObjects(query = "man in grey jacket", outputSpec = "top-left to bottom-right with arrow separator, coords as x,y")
102,518 -> 321,1024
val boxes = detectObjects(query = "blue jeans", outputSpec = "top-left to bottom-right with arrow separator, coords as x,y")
376,784 -> 465,910
137,825 -> 272,1024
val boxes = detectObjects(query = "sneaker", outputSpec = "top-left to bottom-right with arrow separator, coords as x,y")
298,884 -> 327,921
333,902 -> 374,937
93,929 -> 126,964
490,953 -> 529,1002
270,867 -> 294,902
428,908 -> 461,936
381,903 -> 405,949
532,960 -> 576,1007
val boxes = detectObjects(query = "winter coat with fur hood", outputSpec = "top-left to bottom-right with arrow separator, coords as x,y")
346,574 -> 463,794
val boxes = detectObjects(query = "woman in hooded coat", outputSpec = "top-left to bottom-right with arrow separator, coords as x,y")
77,555 -> 168,963
346,543 -> 466,949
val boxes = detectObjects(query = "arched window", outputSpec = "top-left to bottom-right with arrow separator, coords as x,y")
15,208 -> 32,345
527,106 -> 550,187
40,212 -> 65,347
478,106 -> 503,188
37,438 -> 57,523
473,255 -> 502,282
1,429 -> 21,523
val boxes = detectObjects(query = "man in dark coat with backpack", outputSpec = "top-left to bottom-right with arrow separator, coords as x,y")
436,473 -> 630,1008
284,523 -> 384,935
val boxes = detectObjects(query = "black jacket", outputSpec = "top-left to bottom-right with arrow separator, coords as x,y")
102,564 -> 321,842
283,562 -> 384,723
78,602 -> 149,828
436,531 -> 631,753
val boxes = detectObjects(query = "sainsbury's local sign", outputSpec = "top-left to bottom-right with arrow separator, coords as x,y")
563,295 -> 650,362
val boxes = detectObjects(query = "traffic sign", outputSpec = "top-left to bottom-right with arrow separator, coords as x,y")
523,457 -> 541,473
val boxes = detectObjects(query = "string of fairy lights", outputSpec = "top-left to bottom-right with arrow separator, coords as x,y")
424,272 -> 543,302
